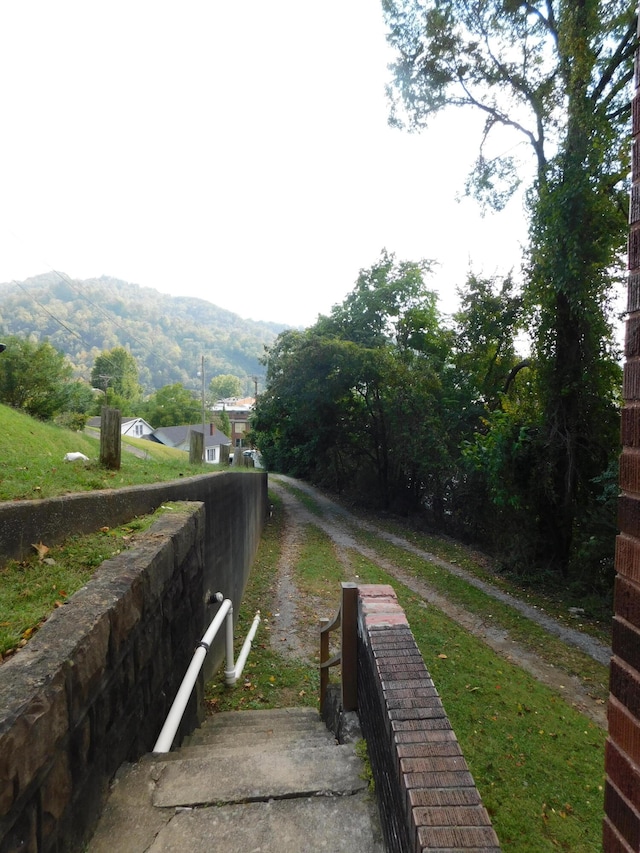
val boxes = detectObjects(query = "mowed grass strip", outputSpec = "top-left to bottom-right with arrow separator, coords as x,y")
205,493 -> 319,712
345,550 -> 605,853
349,526 -> 609,704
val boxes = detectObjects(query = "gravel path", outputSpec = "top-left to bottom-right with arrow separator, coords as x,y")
268,475 -> 610,729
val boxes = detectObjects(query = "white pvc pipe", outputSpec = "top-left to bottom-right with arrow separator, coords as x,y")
153,599 -> 232,753
224,602 -> 235,685
229,611 -> 261,685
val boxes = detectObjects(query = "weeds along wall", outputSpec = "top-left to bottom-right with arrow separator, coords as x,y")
0,472 -> 267,853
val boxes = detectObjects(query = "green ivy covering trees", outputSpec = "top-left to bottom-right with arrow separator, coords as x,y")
382,0 -> 634,574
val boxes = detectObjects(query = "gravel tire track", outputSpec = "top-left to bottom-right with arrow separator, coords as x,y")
269,475 -> 609,728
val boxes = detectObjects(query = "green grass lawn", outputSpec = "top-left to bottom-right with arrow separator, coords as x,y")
0,404 -> 214,501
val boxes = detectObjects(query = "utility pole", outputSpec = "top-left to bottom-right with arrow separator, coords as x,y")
98,374 -> 112,404
201,355 -> 206,463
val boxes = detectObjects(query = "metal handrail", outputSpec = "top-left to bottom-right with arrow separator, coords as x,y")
153,594 -> 261,753
319,582 -> 358,715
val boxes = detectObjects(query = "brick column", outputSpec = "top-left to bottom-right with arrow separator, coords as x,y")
603,14 -> 640,851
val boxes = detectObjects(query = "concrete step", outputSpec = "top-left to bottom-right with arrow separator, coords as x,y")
186,711 -> 328,744
201,707 -> 320,726
173,735 -> 336,761
146,793 -> 383,853
185,721 -> 335,750
153,743 -> 366,807
88,708 -> 384,853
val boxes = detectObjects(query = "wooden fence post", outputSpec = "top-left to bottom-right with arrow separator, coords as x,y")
99,406 -> 121,470
189,430 -> 204,465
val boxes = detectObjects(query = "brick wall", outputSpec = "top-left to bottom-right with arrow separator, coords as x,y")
604,15 -> 640,851
356,585 -> 500,853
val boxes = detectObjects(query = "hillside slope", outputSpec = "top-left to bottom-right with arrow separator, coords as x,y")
0,273 -> 288,393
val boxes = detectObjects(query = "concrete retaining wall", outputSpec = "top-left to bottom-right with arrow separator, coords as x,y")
356,585 -> 501,853
0,471 -> 267,853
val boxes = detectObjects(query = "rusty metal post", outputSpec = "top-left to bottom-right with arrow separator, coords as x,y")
319,617 -> 330,715
341,582 -> 358,711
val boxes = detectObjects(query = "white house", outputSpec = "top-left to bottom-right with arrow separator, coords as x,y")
86,416 -> 155,438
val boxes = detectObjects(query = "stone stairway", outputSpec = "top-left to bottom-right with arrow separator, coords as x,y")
88,707 -> 385,852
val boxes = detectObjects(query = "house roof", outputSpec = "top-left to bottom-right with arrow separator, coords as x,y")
152,424 -> 231,448
212,396 -> 255,412
86,415 -> 152,428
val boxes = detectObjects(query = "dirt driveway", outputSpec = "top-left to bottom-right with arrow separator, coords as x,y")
268,475 -> 610,729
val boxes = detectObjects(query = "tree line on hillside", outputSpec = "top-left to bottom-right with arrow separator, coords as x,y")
0,274 -> 283,393
252,253 -> 621,597
0,337 -> 244,435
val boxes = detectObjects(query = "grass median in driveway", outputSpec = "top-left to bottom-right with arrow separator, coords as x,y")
351,527 -> 609,704
280,481 -> 608,703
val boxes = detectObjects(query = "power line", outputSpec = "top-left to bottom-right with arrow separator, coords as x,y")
50,269 -> 176,370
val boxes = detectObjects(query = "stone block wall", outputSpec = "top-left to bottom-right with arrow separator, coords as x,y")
604,14 -> 640,851
356,585 -> 500,853
0,472 -> 267,852
0,471 -> 268,678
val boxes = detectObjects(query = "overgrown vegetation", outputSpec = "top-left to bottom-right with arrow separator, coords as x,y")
252,0 -> 634,601
252,250 -> 621,604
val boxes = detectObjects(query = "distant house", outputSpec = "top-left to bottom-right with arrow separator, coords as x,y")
148,424 -> 232,464
211,397 -> 255,448
86,416 -> 155,438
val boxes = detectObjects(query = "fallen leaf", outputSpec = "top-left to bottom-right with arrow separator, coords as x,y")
438,653 -> 448,659
31,542 -> 50,561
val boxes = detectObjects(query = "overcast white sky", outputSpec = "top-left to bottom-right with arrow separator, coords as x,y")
0,1 -> 531,329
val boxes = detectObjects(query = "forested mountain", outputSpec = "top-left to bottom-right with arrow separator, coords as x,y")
0,273 -> 287,394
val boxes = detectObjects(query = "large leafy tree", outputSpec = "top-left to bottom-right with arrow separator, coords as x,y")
384,0 -> 634,571
0,335 -> 73,420
91,347 -> 142,414
142,383 -> 202,427
254,253 -> 456,510
209,374 -> 244,400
